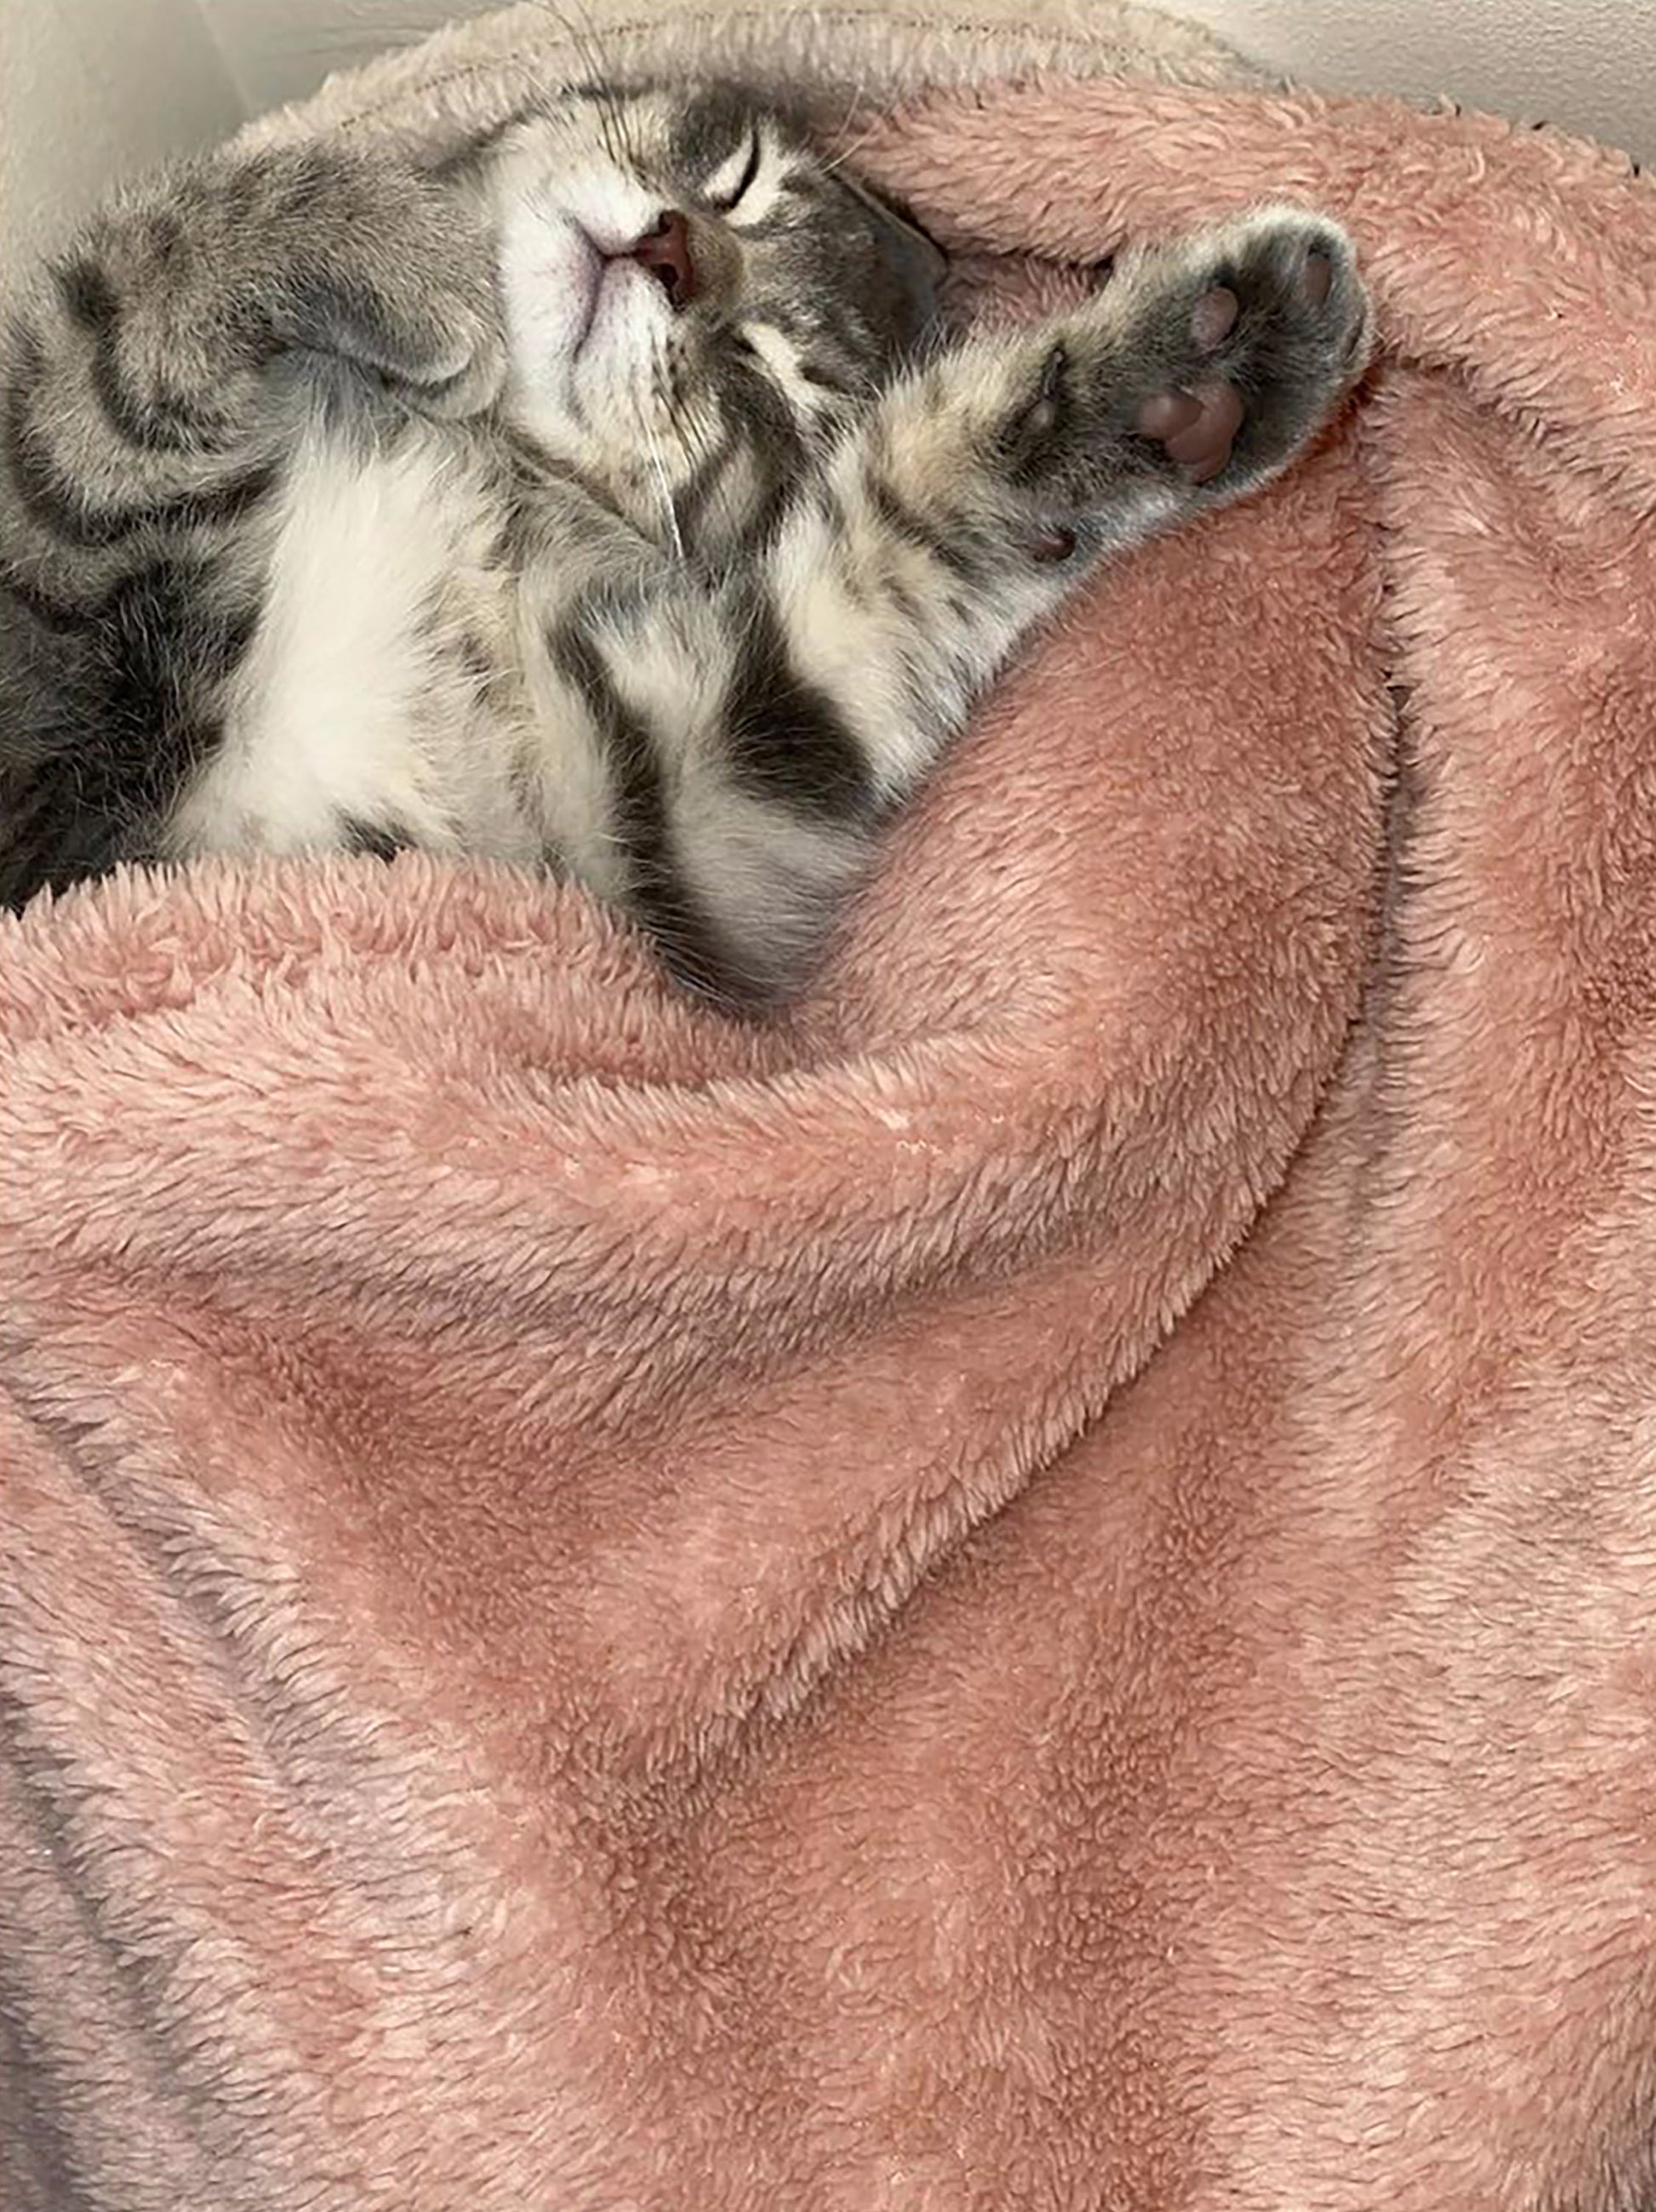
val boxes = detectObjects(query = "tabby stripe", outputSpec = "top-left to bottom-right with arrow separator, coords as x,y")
704,354 -> 804,539
4,346 -> 277,549
0,766 -> 153,909
2,571 -> 97,636
340,817 -> 408,863
52,257 -> 225,451
865,470 -> 985,582
723,589 -> 875,824
549,621 -> 728,993
0,561 -> 246,911
4,564 -> 254,676
794,358 -> 852,396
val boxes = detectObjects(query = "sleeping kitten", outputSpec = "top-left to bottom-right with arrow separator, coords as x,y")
0,83 -> 1368,1001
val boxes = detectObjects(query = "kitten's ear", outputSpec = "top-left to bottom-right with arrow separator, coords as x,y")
842,173 -> 951,292
840,172 -> 951,350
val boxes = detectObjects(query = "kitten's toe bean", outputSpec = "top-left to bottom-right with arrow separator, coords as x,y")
1190,285 -> 1239,349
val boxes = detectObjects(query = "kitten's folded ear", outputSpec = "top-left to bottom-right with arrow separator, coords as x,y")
842,173 -> 951,287
839,172 -> 951,345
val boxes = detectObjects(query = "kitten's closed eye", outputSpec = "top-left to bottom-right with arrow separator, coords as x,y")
701,128 -> 762,215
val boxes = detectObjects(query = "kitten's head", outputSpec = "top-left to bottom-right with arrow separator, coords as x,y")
480,83 -> 945,550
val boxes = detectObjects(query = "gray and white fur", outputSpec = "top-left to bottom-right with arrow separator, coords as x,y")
0,83 -> 1369,1002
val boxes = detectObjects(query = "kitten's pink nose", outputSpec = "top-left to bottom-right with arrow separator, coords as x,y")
630,212 -> 697,308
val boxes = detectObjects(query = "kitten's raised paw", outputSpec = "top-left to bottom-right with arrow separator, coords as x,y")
258,152 -> 507,420
1122,207 -> 1369,493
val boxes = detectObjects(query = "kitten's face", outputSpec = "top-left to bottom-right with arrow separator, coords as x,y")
483,83 -> 945,549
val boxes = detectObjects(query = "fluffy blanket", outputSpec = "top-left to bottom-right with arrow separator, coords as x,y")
6,3 -> 1656,2204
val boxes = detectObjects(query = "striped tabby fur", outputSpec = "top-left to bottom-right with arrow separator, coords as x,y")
0,83 -> 1369,1001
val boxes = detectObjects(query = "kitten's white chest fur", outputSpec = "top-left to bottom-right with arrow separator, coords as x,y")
170,429 -> 533,863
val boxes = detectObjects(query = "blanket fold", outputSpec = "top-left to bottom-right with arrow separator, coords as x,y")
4,6 -> 1656,2205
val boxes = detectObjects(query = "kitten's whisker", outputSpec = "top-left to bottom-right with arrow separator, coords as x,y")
522,0 -> 639,173
816,92 -> 905,181
642,413 -> 687,563
816,49 -> 882,173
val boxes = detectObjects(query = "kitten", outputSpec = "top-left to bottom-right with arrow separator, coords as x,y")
0,82 -> 1369,1001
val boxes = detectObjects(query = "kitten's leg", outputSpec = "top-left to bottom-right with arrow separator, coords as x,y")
551,208 -> 1368,1003
0,144 -> 505,907
778,204 -> 1372,768
3,144 -> 502,558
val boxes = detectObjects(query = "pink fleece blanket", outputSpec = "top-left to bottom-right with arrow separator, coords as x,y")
5,70 -> 1656,2209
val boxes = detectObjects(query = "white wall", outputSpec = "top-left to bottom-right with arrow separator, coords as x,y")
196,0 -> 420,111
2,0 -> 244,272
1176,0 -> 1656,162
193,0 -> 1656,161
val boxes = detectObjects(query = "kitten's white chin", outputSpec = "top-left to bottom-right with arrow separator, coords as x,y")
575,261 -> 669,386
497,195 -> 673,452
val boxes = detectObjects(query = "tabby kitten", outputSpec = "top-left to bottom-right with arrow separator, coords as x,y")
0,82 -> 1369,1001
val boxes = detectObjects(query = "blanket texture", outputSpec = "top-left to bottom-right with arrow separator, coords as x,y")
6,5 -> 1656,2205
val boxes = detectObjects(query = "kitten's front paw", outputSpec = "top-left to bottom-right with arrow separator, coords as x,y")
1005,208 -> 1369,521
263,154 -> 507,419
1113,207 -> 1370,495
289,265 -> 505,420
367,282 -> 507,423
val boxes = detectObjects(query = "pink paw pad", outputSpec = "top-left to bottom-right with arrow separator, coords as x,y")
1136,381 -> 1244,485
1134,249 -> 1336,485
